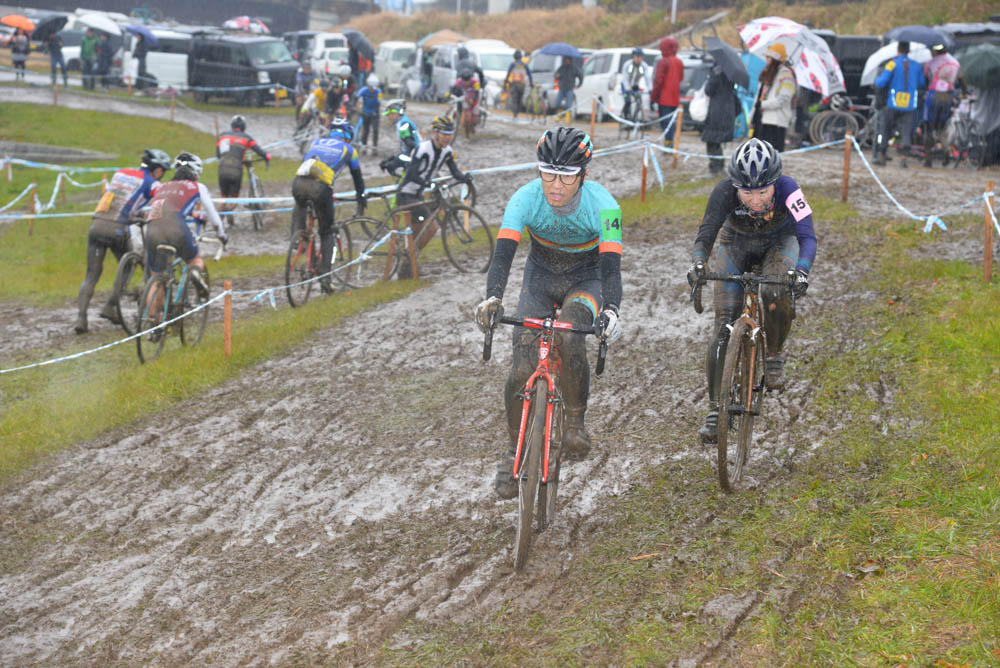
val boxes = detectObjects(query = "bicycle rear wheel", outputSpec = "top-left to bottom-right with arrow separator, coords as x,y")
113,251 -> 145,335
330,222 -> 354,288
179,270 -> 209,346
136,274 -> 170,364
535,395 -> 562,532
514,387 -> 547,571
440,205 -> 496,274
285,231 -> 317,307
717,321 -> 761,492
249,171 -> 266,231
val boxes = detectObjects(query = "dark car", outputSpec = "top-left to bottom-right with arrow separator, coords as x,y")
189,34 -> 299,105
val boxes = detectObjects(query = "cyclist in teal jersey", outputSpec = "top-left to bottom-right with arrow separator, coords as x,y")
474,127 -> 623,499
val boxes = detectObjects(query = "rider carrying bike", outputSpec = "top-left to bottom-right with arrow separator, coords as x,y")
474,127 -> 623,499
292,117 -> 366,294
687,138 -> 816,443
379,99 -> 421,177
395,115 -> 473,277
503,50 -> 533,118
216,115 -> 270,207
144,152 -> 228,300
74,148 -> 172,334
620,47 -> 651,124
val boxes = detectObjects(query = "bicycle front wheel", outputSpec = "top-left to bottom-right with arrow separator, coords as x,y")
179,270 -> 209,346
440,205 -> 496,274
514,386 -> 547,571
330,222 -> 354,288
249,173 -> 266,231
113,251 -> 145,335
717,321 -> 761,492
285,231 -> 317,307
136,274 -> 170,364
535,395 -> 562,533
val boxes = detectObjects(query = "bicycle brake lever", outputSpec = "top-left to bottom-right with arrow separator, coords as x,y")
691,281 -> 704,314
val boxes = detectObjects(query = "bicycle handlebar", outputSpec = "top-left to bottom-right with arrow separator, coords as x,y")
690,270 -> 797,316
482,314 -> 608,376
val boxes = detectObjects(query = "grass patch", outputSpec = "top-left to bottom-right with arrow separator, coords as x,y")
0,279 -> 422,480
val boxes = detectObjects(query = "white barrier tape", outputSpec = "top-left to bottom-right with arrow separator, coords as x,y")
986,191 -> 1000,238
0,183 -> 37,213
61,172 -> 107,188
0,158 -> 127,174
647,137 -> 846,161
0,290 -> 230,375
595,97 -> 677,130
646,142 -> 665,190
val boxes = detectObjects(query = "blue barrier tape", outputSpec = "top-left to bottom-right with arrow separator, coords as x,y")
986,191 -> 1000,238
0,183 -> 37,212
646,142 -> 665,190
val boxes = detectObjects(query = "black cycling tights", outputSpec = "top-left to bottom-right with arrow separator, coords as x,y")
77,220 -> 129,318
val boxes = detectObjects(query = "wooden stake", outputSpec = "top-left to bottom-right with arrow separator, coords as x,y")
223,279 -> 232,357
52,81 -> 58,105
986,180 -> 995,284
640,145 -> 648,202
274,86 -> 280,109
127,76 -> 132,96
59,173 -> 67,204
214,115 -> 219,136
672,107 -> 683,168
407,233 -> 419,280
842,131 -> 852,202
6,155 -> 12,182
26,183 -> 36,236
170,91 -> 175,122
590,98 -> 596,139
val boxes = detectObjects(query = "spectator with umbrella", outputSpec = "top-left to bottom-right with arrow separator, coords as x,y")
97,32 -> 113,89
10,28 -> 29,81
555,56 -> 583,114
45,31 -> 68,87
134,33 -> 150,88
651,37 -> 683,144
873,41 -> 926,167
80,28 -> 98,90
922,43 -> 963,167
752,42 -> 796,152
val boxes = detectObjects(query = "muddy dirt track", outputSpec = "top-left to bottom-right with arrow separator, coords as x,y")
2,90 -> 998,664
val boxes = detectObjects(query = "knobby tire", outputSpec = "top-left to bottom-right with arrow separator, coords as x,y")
113,251 -> 145,335
440,205 -> 495,274
285,231 -> 317,307
136,273 -> 170,364
717,321 -> 759,492
352,219 -> 403,286
535,393 -> 562,533
514,387 -> 548,571
179,270 -> 209,346
249,173 -> 266,231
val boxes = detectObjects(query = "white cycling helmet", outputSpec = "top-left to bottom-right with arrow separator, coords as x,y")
173,152 -> 203,180
338,64 -> 352,78
366,73 -> 380,87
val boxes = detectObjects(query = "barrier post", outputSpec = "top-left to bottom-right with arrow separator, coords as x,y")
274,87 -> 280,109
170,91 -> 176,122
640,145 -> 648,202
986,180 -> 995,283
127,76 -> 132,96
842,132 -> 852,202
407,233 -> 419,280
672,108 -> 683,168
52,81 -> 58,106
590,98 -> 596,139
223,280 -> 232,357
213,115 -> 219,136
58,173 -> 67,204
26,183 -> 36,236
5,155 -> 12,182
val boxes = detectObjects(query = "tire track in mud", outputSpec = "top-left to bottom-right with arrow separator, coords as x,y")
2,91 -> 996,663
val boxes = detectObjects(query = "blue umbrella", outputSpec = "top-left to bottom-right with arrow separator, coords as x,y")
126,24 -> 158,48
884,25 -> 954,49
538,42 -> 582,59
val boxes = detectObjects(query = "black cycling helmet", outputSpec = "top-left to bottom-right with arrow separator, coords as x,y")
631,47 -> 644,57
230,114 -> 246,132
172,152 -> 203,180
141,148 -> 171,172
513,49 -> 522,61
728,138 -> 782,189
459,68 -> 473,81
536,126 -> 593,170
430,115 -> 456,134
457,46 -> 469,60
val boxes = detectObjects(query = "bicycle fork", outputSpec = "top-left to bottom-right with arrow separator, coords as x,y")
512,371 -> 559,484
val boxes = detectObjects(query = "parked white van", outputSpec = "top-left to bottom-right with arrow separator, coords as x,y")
573,47 -> 659,120
431,38 -> 511,103
375,40 -> 416,92
122,28 -> 192,90
306,32 -> 348,71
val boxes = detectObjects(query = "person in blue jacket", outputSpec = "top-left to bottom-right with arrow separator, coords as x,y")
873,41 -> 926,167
355,73 -> 383,154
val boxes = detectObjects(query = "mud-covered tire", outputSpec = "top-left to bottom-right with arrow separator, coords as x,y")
440,205 -> 495,274
330,222 -> 354,288
113,251 -> 145,335
717,321 -> 760,492
249,172 -> 265,231
179,270 -> 209,346
136,274 -> 169,364
514,387 -> 547,571
535,396 -> 562,533
285,231 -> 317,307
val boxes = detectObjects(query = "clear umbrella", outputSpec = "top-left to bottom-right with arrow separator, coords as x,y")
860,42 -> 932,87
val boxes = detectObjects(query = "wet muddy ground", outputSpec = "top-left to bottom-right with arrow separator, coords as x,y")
1,90 -> 998,663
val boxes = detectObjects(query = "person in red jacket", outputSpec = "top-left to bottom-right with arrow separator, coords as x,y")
651,36 -> 684,144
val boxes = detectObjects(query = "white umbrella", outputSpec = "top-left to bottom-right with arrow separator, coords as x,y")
77,13 -> 122,36
739,16 -> 846,96
860,41 -> 932,87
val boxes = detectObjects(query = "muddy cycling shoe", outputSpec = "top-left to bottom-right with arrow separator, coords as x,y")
493,448 -> 518,500
74,315 -> 88,335
397,258 -> 413,280
190,269 -> 210,300
98,303 -> 121,325
561,410 -> 592,462
319,279 -> 333,295
699,404 -> 719,444
765,355 -> 785,391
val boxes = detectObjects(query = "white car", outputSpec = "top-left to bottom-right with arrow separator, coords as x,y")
305,32 -> 348,71
120,28 -> 192,90
375,40 -> 416,92
573,47 -> 660,121
467,42 -> 515,109
318,47 -> 350,78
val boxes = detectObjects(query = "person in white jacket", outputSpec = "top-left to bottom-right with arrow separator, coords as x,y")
751,42 -> 796,152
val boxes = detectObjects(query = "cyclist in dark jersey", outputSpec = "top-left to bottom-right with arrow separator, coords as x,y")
687,138 -> 816,443
74,148 -> 171,334
474,127 -> 623,499
145,153 -> 228,302
503,50 -> 533,118
216,115 -> 270,206
291,117 -> 366,294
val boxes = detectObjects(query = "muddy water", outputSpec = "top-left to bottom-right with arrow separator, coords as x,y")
1,89 -> 997,663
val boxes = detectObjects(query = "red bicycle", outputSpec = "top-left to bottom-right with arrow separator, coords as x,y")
483,311 -> 608,570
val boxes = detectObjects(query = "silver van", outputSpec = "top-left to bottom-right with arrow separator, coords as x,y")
375,40 -> 416,92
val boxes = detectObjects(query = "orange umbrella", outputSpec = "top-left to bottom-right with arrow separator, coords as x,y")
1,14 -> 35,33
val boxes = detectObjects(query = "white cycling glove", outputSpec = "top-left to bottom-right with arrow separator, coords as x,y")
600,307 -> 621,344
475,296 -> 502,333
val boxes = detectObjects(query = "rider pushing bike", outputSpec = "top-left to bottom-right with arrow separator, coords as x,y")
474,127 -> 623,499
451,69 -> 482,127
216,115 -> 270,210
292,117 -> 366,294
687,138 -> 816,443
